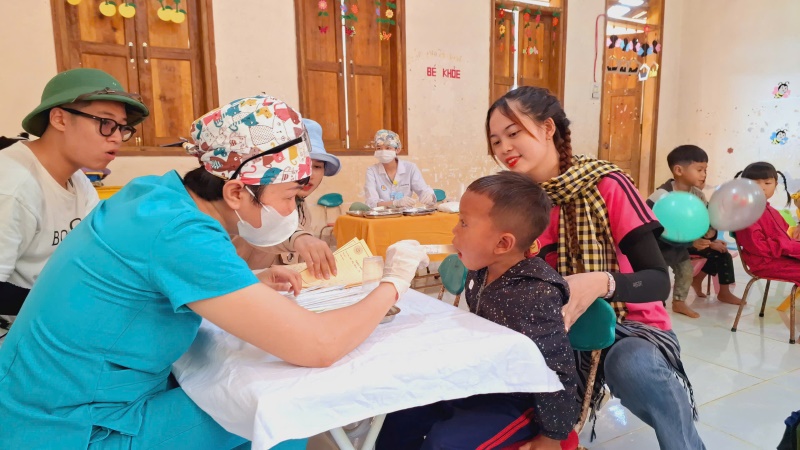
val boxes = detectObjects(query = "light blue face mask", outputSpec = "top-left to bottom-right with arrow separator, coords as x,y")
234,187 -> 299,247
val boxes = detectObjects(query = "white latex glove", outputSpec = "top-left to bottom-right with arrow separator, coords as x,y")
419,191 -> 436,206
392,196 -> 416,208
381,240 -> 430,299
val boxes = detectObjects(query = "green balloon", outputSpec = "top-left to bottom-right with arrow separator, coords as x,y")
652,192 -> 710,243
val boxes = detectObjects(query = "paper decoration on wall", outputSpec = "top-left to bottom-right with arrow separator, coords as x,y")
376,1 -> 396,41
99,1 -> 117,16
606,55 -> 617,72
118,1 -> 136,18
638,64 -> 650,81
774,82 -> 791,99
67,0 -> 82,5
342,1 -> 358,37
648,62 -> 659,78
155,0 -> 185,23
771,129 -> 789,145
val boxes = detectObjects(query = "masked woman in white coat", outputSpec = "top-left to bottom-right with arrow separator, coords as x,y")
364,129 -> 436,208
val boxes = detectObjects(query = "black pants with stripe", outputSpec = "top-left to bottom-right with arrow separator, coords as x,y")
687,247 -> 736,285
376,393 -> 537,450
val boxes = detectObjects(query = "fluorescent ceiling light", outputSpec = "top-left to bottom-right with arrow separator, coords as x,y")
607,5 -> 631,18
619,0 -> 645,6
631,11 -> 647,19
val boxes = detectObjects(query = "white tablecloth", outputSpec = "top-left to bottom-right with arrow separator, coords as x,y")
172,290 -> 563,449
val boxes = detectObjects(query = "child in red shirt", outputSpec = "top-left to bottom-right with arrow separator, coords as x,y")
734,162 -> 800,282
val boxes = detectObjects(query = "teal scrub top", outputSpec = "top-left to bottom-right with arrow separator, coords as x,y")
0,171 -> 259,448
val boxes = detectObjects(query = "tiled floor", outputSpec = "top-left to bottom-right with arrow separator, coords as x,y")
433,256 -> 800,449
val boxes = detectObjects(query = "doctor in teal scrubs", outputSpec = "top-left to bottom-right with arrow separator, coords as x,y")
0,95 -> 428,449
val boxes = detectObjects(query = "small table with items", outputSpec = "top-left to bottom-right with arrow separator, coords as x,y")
334,211 -> 459,262
172,290 -> 563,449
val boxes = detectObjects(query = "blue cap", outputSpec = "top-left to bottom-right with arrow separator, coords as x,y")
303,118 -> 341,176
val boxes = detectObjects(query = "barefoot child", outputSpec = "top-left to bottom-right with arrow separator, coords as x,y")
647,145 -> 741,318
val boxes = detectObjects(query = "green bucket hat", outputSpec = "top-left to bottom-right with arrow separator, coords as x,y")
22,68 -> 150,137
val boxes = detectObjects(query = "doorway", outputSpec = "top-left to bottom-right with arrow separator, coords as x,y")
598,0 -> 664,194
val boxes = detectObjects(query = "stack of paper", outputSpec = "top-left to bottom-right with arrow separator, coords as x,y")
284,285 -> 369,312
284,238 -> 373,288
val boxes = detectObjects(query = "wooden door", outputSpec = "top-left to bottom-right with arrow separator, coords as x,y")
51,0 -> 218,153
345,4 -> 399,151
599,35 -> 644,183
53,0 -> 141,146
134,0 -> 207,146
295,0 -> 406,153
489,2 -> 566,105
295,0 -> 347,150
490,8 -> 515,103
517,13 -> 563,99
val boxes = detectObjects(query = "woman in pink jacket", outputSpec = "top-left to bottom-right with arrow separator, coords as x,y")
734,162 -> 800,281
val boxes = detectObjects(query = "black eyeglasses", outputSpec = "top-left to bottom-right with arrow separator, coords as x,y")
60,108 -> 137,142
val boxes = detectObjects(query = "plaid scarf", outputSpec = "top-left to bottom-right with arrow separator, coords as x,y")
540,155 -> 628,320
542,155 -> 698,439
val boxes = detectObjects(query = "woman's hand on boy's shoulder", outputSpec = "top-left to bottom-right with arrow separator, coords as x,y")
561,272 -> 610,331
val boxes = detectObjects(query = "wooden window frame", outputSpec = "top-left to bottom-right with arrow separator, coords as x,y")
488,0 -> 568,105
49,0 -> 219,157
294,0 -> 408,156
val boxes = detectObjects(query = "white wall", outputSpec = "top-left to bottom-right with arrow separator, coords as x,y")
654,0 -> 800,199
563,0 -> 606,155
0,0 -> 58,133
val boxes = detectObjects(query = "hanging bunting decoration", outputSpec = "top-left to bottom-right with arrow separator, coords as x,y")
376,1 -> 396,41
496,3 -> 507,52
551,11 -> 560,53
522,7 -> 534,55
342,0 -> 358,37
510,5 -> 518,53
318,0 -> 329,34
99,0 -> 117,17
118,1 -> 136,18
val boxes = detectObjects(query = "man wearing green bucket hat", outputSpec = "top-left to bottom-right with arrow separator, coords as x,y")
0,68 -> 149,343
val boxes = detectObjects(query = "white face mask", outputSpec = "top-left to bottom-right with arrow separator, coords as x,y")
374,150 -> 396,164
235,188 -> 299,247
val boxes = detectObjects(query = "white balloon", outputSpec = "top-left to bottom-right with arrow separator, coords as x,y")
708,179 -> 767,231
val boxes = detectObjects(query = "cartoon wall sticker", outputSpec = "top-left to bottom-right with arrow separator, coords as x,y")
770,128 -> 789,145
773,82 -> 791,99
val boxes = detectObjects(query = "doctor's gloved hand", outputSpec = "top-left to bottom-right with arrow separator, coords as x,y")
380,240 -> 430,300
419,191 -> 436,206
392,196 -> 416,208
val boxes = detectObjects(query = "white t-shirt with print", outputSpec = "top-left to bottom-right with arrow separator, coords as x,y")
0,142 -> 99,290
